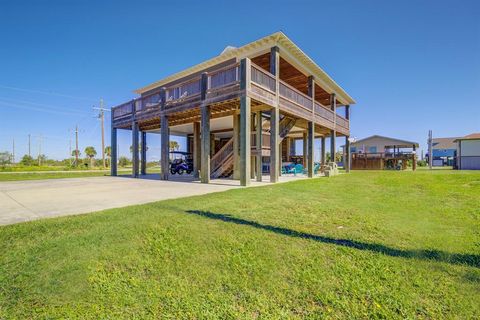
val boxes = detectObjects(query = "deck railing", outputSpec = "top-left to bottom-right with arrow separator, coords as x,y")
208,64 -> 239,90
250,63 -> 276,92
166,78 -> 201,103
279,80 -> 312,111
112,59 -> 349,135
113,101 -> 133,118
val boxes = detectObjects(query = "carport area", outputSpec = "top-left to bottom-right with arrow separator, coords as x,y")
0,174 -> 307,226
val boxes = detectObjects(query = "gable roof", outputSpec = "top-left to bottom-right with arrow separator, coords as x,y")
454,133 -> 480,142
134,32 -> 355,105
351,135 -> 419,147
432,137 -> 460,150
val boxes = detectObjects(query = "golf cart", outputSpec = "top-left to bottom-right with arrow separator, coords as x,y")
169,151 -> 193,175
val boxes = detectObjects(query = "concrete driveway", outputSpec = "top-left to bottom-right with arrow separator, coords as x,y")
0,174 -> 306,226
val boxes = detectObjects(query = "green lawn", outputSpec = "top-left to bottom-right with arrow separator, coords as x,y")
0,171 -> 479,319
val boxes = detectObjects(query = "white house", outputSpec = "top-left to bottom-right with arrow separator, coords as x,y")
455,133 -> 480,170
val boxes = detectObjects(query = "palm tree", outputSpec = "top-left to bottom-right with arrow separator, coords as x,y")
105,146 -> 111,167
84,146 -> 97,168
169,140 -> 180,152
71,149 -> 81,157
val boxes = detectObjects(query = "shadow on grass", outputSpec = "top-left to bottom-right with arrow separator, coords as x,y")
186,210 -> 480,269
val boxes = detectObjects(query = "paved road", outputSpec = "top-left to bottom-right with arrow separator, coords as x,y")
0,175 -> 304,226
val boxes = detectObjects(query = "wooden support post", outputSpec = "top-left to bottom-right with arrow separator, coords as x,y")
132,122 -> 139,178
285,137 -> 291,162
256,111 -> 263,182
200,72 -> 210,183
321,136 -> 326,166
278,138 -> 282,176
303,132 -> 308,169
141,131 -> 147,175
270,46 -> 280,183
250,114 -> 256,179
290,138 -> 296,157
345,105 -> 350,173
330,93 -> 337,163
160,116 -> 169,180
239,58 -> 251,186
345,137 -> 351,173
110,125 -> 117,176
307,122 -> 314,177
412,145 -> 417,171
193,121 -> 201,178
160,87 -> 169,180
210,133 -> 215,157
233,113 -> 240,179
307,76 -> 315,177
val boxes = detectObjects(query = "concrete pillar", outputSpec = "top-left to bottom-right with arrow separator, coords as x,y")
330,93 -> 337,163
270,108 -> 280,183
210,134 -> 215,157
111,126 -> 117,176
256,111 -> 263,182
308,122 -> 314,177
193,121 -> 201,178
132,122 -> 139,178
200,105 -> 210,183
239,58 -> 251,186
270,46 -> 280,183
240,96 -> 251,186
141,131 -> 147,175
160,115 -> 169,180
233,113 -> 240,179
303,131 -> 308,169
200,72 -> 210,183
321,137 -> 326,166
345,105 -> 350,173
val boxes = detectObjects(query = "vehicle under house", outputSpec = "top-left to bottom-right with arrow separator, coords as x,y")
110,32 -> 356,185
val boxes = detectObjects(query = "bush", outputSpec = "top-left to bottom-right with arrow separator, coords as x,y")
417,160 -> 427,167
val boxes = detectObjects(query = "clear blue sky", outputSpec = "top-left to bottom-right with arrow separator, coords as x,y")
0,0 -> 479,161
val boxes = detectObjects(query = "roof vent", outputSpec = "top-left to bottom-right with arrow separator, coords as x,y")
220,46 -> 236,55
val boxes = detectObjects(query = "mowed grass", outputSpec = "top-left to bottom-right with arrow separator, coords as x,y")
0,171 -> 479,319
0,171 -> 111,181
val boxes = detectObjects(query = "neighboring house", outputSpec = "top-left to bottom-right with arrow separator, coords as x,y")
454,133 -> 480,170
345,135 -> 419,170
430,137 -> 459,166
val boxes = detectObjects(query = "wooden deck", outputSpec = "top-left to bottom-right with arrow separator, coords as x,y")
112,61 -> 349,136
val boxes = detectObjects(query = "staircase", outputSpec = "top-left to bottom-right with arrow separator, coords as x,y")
209,116 -> 296,179
210,137 -> 234,178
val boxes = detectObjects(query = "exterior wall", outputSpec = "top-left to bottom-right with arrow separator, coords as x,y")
351,136 -> 413,153
458,139 -> 480,170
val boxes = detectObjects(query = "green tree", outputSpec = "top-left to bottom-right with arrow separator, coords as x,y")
71,149 -> 81,157
169,140 -> 179,151
0,151 -> 11,166
105,146 -> 112,167
84,146 -> 97,168
118,156 -> 129,167
20,154 -> 34,166
129,145 -> 148,153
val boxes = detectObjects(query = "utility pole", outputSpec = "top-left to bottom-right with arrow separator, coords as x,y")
93,98 -> 109,168
12,138 -> 15,164
28,134 -> 31,157
69,138 -> 72,166
37,134 -> 43,166
75,125 -> 79,166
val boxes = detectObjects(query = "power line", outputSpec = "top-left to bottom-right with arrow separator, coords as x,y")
0,84 -> 96,102
0,101 -> 88,117
0,96 -> 90,115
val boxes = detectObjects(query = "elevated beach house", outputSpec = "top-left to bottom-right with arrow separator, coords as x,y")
110,32 -> 356,185
347,135 -> 418,170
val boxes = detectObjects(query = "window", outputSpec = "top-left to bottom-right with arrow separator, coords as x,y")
350,146 -> 357,153
368,146 -> 377,153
